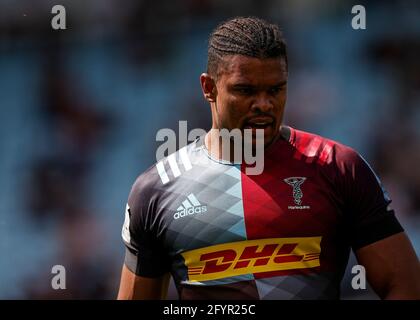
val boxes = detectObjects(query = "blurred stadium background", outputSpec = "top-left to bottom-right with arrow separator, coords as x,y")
0,0 -> 419,299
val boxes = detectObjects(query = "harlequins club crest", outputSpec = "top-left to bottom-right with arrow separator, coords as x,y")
284,177 -> 310,210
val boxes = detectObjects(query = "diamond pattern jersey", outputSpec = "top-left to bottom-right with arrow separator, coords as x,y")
121,126 -> 403,299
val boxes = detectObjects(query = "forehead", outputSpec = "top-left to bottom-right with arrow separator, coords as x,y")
217,55 -> 287,85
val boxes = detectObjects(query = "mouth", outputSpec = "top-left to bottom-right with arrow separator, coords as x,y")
243,117 -> 275,131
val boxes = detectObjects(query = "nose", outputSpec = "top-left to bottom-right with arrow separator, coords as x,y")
250,93 -> 274,113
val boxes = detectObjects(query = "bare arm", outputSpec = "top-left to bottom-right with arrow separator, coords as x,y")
117,264 -> 171,300
355,232 -> 420,299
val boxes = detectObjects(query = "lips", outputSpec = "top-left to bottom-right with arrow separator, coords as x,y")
243,117 -> 274,129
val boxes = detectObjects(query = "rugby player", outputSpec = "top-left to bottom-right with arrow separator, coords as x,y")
117,17 -> 420,299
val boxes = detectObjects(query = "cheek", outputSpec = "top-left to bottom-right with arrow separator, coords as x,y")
274,93 -> 287,109
218,95 -> 250,120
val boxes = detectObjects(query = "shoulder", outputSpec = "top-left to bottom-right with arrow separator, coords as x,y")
288,126 -> 361,169
129,164 -> 160,201
129,139 -> 202,201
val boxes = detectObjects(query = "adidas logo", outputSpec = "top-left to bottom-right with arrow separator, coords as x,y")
174,193 -> 207,220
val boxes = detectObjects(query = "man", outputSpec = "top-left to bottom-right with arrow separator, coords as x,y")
117,17 -> 420,299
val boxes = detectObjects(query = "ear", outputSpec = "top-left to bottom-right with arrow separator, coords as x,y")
200,73 -> 217,102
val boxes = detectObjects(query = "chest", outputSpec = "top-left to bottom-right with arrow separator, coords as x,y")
240,160 -> 341,239
162,159 -> 342,253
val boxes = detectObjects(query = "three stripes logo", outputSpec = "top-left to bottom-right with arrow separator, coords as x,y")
156,146 -> 192,185
174,193 -> 207,220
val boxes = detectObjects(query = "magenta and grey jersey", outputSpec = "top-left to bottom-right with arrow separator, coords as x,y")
121,126 -> 403,299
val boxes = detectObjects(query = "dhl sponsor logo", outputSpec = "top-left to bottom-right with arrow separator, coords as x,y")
182,236 -> 322,282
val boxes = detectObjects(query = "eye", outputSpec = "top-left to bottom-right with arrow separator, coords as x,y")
235,87 -> 254,95
269,86 -> 284,95
239,88 -> 251,94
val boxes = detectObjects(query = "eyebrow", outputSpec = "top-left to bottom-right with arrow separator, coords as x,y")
231,81 -> 287,88
269,81 -> 288,87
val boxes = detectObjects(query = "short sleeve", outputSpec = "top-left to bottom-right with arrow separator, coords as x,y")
336,148 -> 404,250
121,172 -> 171,277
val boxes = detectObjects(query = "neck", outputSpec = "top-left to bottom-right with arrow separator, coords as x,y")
205,129 -> 238,163
204,127 -> 283,163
